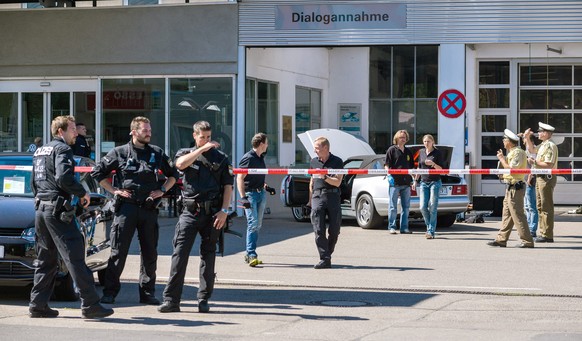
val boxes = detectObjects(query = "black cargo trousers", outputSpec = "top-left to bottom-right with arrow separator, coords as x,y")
310,188 -> 342,261
162,207 -> 221,303
102,202 -> 159,299
30,202 -> 100,309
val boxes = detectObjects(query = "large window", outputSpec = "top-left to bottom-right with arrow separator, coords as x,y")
169,77 -> 233,158
0,93 -> 18,152
479,61 -> 511,180
295,86 -> 321,165
519,64 -> 582,181
101,78 -> 165,155
369,45 -> 438,153
245,80 -> 279,165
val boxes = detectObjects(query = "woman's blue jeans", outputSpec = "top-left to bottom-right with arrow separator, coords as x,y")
388,185 -> 411,231
244,189 -> 267,257
524,183 -> 538,236
419,180 -> 442,236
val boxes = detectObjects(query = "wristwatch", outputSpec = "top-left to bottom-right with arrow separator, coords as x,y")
221,208 -> 229,214
160,185 -> 167,194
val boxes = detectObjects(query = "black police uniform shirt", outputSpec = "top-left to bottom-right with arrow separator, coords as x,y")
92,140 -> 178,201
175,147 -> 234,202
310,153 -> 344,191
384,145 -> 414,186
238,149 -> 266,192
72,135 -> 91,158
418,147 -> 444,183
32,137 -> 87,201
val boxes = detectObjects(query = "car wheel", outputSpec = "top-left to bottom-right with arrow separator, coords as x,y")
97,269 -> 107,286
437,213 -> 457,228
291,206 -> 310,222
355,194 -> 383,229
53,272 -> 79,302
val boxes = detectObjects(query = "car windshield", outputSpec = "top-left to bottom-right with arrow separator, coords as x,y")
0,157 -> 33,197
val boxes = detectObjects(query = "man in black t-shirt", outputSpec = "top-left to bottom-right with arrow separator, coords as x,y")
384,130 -> 414,234
237,133 -> 272,267
309,136 -> 344,269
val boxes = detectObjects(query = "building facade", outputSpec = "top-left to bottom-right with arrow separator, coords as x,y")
2,1 -> 582,203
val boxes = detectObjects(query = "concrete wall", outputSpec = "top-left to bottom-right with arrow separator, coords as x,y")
0,3 -> 238,77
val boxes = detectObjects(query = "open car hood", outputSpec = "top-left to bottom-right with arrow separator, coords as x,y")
297,129 -> 376,162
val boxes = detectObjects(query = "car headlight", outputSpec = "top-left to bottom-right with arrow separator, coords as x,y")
21,227 -> 36,242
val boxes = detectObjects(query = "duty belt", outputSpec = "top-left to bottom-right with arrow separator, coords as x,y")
245,187 -> 263,193
506,181 -> 525,189
314,187 -> 340,194
183,198 -> 219,214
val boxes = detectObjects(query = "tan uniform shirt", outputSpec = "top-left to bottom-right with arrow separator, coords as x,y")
534,139 -> 558,169
502,146 -> 527,183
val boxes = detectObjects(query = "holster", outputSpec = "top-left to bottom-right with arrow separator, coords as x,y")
54,197 -> 76,224
113,194 -> 122,213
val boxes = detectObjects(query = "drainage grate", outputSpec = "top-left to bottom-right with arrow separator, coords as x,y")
309,300 -> 374,307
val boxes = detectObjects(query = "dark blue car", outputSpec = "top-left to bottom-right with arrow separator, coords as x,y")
0,153 -> 111,301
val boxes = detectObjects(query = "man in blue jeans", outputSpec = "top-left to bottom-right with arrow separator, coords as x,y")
384,130 -> 414,234
237,133 -> 273,267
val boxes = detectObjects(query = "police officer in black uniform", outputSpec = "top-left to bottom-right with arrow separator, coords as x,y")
158,121 -> 233,314
309,136 -> 344,269
30,115 -> 113,319
92,116 -> 178,305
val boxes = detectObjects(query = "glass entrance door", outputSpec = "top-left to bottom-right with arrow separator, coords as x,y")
0,80 -> 98,154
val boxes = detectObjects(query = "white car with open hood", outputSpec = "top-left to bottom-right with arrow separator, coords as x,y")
280,129 -> 470,229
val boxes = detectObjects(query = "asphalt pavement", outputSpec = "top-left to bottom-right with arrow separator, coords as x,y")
1,200 -> 582,340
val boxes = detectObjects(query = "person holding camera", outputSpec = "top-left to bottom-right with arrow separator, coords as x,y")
487,129 -> 534,248
92,116 -> 178,306
30,115 -> 113,319
237,133 -> 275,267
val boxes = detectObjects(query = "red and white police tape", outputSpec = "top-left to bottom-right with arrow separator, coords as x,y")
1,165 -> 579,176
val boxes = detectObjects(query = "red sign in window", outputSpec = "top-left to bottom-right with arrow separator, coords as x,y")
87,90 -> 148,111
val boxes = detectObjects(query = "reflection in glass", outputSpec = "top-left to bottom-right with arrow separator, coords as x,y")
22,93 -> 43,153
257,82 -> 278,165
392,100 -> 414,135
520,65 -> 572,86
0,93 -> 18,152
295,87 -> 311,164
416,46 -> 438,98
415,100 -> 437,144
245,79 -> 256,152
369,46 -> 391,99
102,78 -> 165,155
169,78 -> 232,159
519,113 -> 546,133
574,161 -> 582,181
575,90 -> 582,109
481,159 -> 502,180
51,92 -> 70,120
393,46 -> 415,98
545,114 -> 572,133
369,100 -> 391,154
479,61 -> 510,85
481,115 -> 506,133
73,92 -> 96,159
520,89 -> 572,110
479,88 -> 509,108
481,136 -> 503,156
575,66 -> 582,86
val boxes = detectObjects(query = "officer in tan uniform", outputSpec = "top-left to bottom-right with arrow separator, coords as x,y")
487,129 -> 534,248
523,122 -> 558,243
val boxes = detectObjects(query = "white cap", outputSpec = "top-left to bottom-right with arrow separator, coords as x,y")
503,129 -> 519,142
538,122 -> 555,132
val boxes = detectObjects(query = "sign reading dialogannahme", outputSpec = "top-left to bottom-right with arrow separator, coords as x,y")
276,4 -> 406,30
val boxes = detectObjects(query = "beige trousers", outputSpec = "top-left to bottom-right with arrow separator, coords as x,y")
497,186 -> 534,245
536,175 -> 557,239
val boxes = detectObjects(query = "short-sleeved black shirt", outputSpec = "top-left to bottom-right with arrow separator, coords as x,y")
418,147 -> 444,182
384,145 -> 414,186
238,149 -> 266,191
175,147 -> 234,201
310,153 -> 344,191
